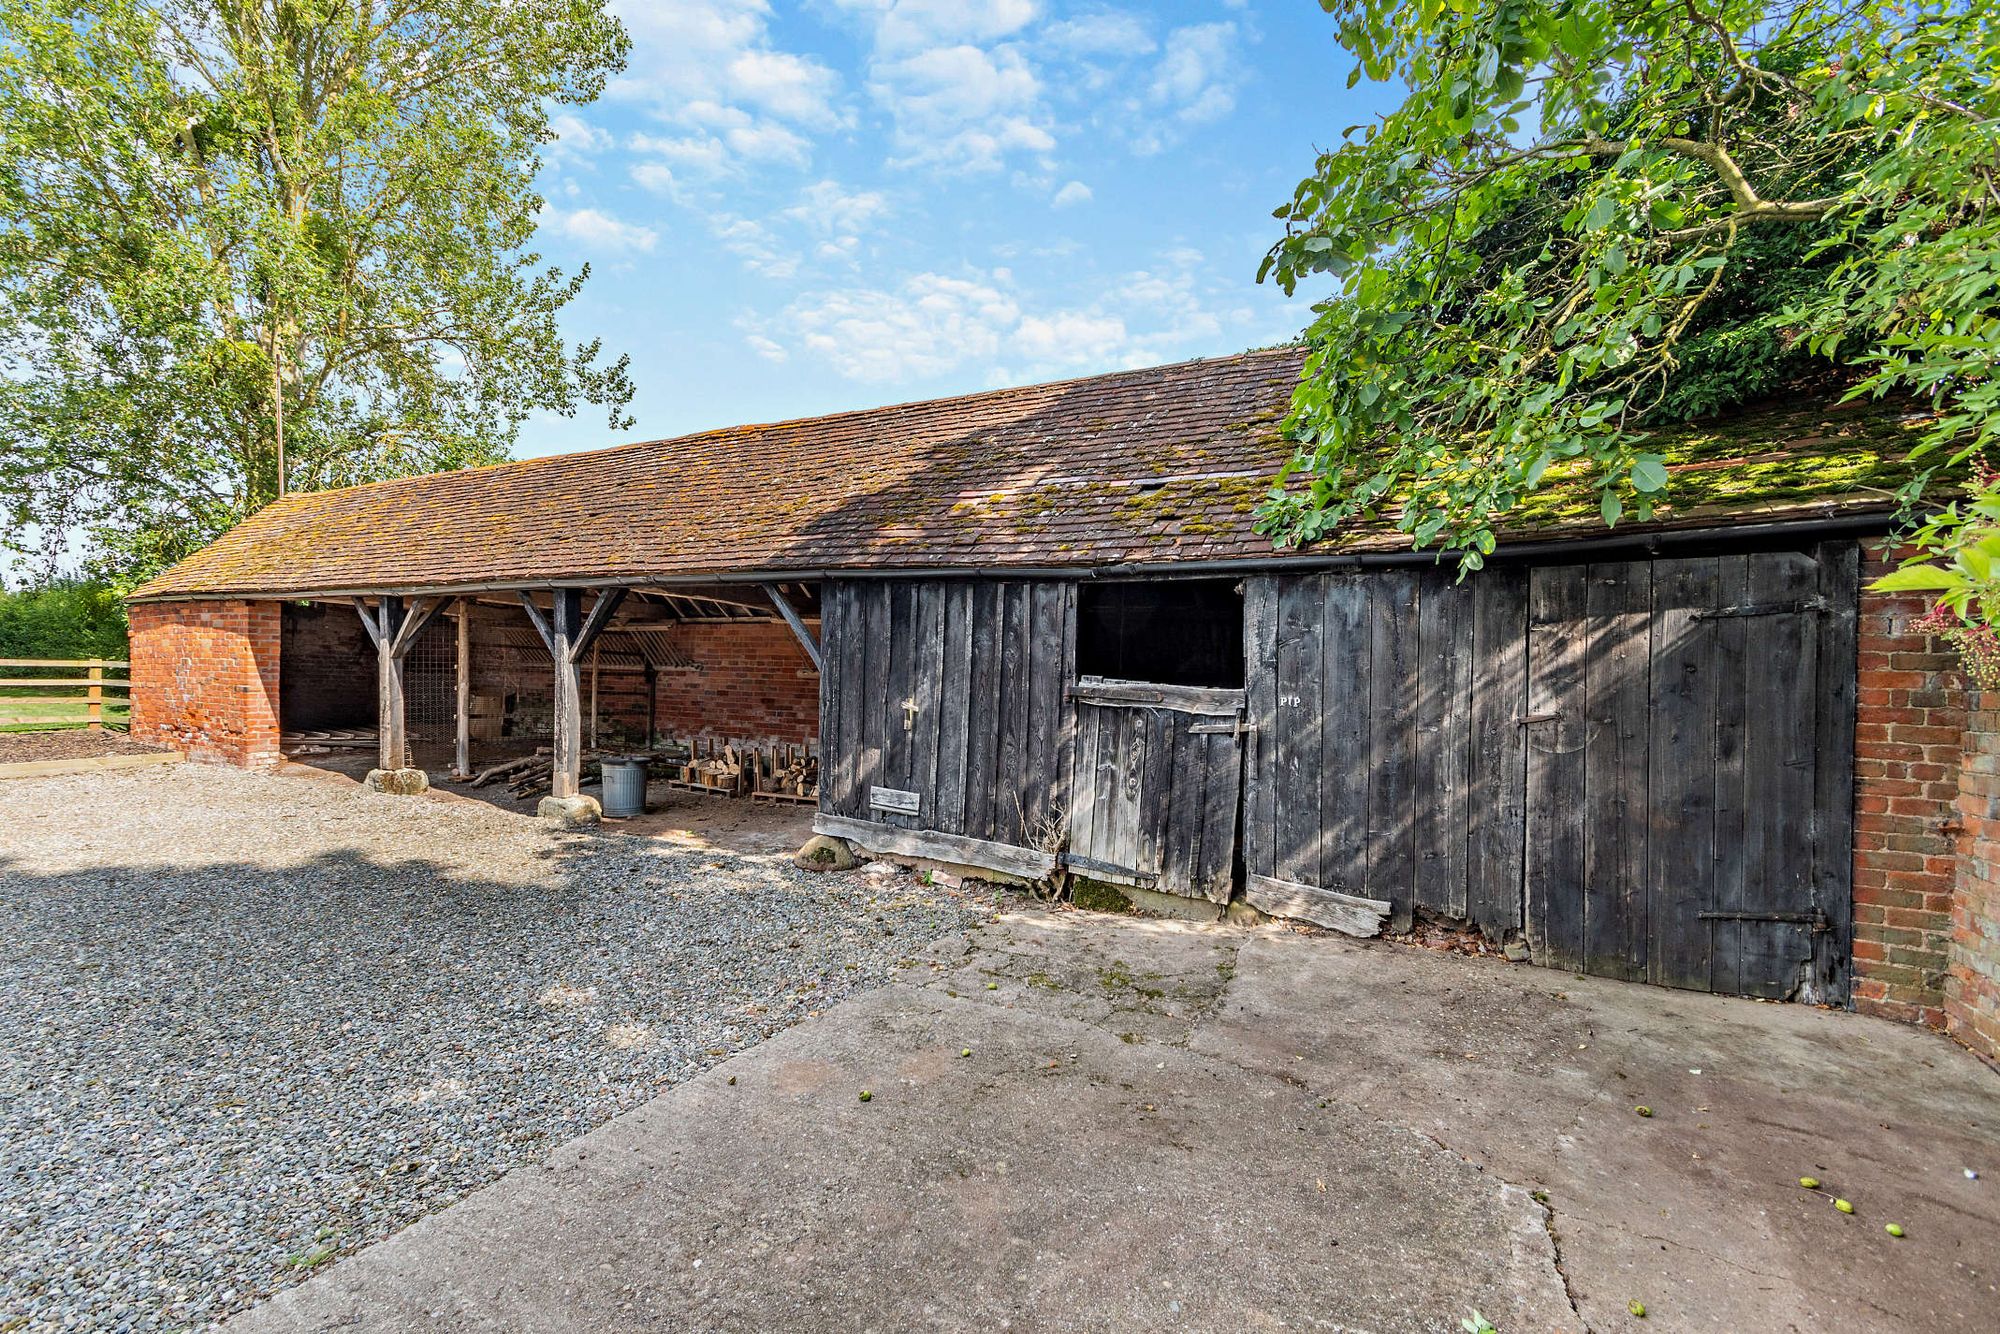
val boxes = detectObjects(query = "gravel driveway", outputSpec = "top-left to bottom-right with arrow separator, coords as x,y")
0,765 -> 984,1332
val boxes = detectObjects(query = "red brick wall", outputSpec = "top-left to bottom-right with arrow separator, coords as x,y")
1950,702 -> 2000,1066
456,618 -> 820,747
129,600 -> 283,767
652,620 -> 820,743
1851,546 -> 1967,1026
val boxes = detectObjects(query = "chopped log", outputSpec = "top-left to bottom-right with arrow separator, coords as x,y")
469,754 -> 541,787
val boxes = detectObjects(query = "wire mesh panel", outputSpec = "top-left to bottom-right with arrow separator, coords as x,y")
403,618 -> 457,731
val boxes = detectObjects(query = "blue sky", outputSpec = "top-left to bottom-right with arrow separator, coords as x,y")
517,0 -> 1389,458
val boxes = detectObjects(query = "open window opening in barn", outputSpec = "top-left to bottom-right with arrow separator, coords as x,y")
1077,579 -> 1244,688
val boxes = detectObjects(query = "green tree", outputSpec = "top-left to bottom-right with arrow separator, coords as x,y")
0,0 -> 635,585
1259,0 -> 1998,583
0,577 -> 128,659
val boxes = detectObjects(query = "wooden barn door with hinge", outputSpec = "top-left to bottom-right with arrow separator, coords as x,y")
1065,678 -> 1247,902
1241,543 -> 1857,1002
1522,544 -> 1859,1002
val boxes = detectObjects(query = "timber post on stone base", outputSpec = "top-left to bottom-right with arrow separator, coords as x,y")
519,587 -> 626,799
353,595 -> 445,772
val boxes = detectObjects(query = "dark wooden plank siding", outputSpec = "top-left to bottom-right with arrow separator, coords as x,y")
1414,577 -> 1474,920
1810,542 -> 1860,1004
1365,571 -> 1421,929
1736,551 -> 1823,997
1466,569 -> 1531,937
961,582 -> 1003,839
1646,557 -> 1723,991
1317,576 -> 1372,895
1274,577 -> 1324,887
1243,542 -> 1855,1001
1581,561 -> 1652,982
934,583 -> 974,833
1525,564 -> 1589,969
1709,555 -> 1754,996
820,578 -> 1073,856
1241,577 -> 1281,882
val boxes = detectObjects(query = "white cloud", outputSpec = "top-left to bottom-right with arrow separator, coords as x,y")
1148,23 -> 1240,126
711,215 -> 796,278
725,49 -> 844,123
556,208 -> 659,253
1051,180 -> 1091,208
869,43 -> 1053,171
630,161 -> 678,195
724,120 -> 814,166
546,113 -> 614,165
758,272 -> 1021,381
785,179 -> 890,234
752,250 -> 1256,383
1042,11 -> 1154,58
835,0 -> 1040,53
608,0 -> 845,177
832,0 -> 1057,173
1014,310 -> 1127,365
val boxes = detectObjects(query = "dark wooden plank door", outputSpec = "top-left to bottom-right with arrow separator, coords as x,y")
1520,544 -> 1857,1000
1244,569 -> 1509,934
1245,543 -> 1856,1001
1066,683 -> 1246,903
819,577 -> 1075,856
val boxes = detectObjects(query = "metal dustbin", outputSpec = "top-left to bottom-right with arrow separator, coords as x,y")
599,756 -> 651,818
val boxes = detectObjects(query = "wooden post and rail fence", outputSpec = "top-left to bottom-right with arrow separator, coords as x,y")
0,658 -> 135,729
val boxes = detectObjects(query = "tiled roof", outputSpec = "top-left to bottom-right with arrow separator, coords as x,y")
132,348 -> 1922,600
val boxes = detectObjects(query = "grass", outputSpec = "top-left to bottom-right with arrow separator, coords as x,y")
0,688 -> 131,733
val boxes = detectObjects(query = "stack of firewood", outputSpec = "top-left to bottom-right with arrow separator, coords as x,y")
774,754 -> 818,798
682,744 -> 743,793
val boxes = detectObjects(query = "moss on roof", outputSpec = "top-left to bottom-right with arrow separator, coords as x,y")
133,349 -> 1921,600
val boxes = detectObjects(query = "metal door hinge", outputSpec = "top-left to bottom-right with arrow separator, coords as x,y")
1699,909 -> 1832,935
1692,596 -> 1828,621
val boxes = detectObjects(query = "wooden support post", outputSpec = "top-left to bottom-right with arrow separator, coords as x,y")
762,583 -> 823,673
355,594 -> 446,773
86,659 -> 103,731
644,664 -> 658,750
521,587 -> 626,800
549,590 -> 583,798
372,596 -> 408,771
454,600 -> 472,780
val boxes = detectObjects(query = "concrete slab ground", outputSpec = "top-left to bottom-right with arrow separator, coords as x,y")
231,910 -> 1999,1333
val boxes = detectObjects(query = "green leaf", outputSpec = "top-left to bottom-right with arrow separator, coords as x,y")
1629,456 -> 1669,492
1870,567 -> 1966,592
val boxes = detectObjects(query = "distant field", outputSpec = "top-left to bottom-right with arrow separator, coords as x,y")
0,687 -> 132,733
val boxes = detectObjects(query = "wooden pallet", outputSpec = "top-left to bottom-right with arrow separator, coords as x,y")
748,788 -> 818,805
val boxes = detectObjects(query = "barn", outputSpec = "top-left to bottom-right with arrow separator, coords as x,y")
126,348 -> 2000,1054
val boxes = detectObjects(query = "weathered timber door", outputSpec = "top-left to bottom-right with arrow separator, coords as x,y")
817,579 -> 1078,879
1066,678 -> 1245,902
1241,542 -> 1858,1001
1522,548 -> 1858,1001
